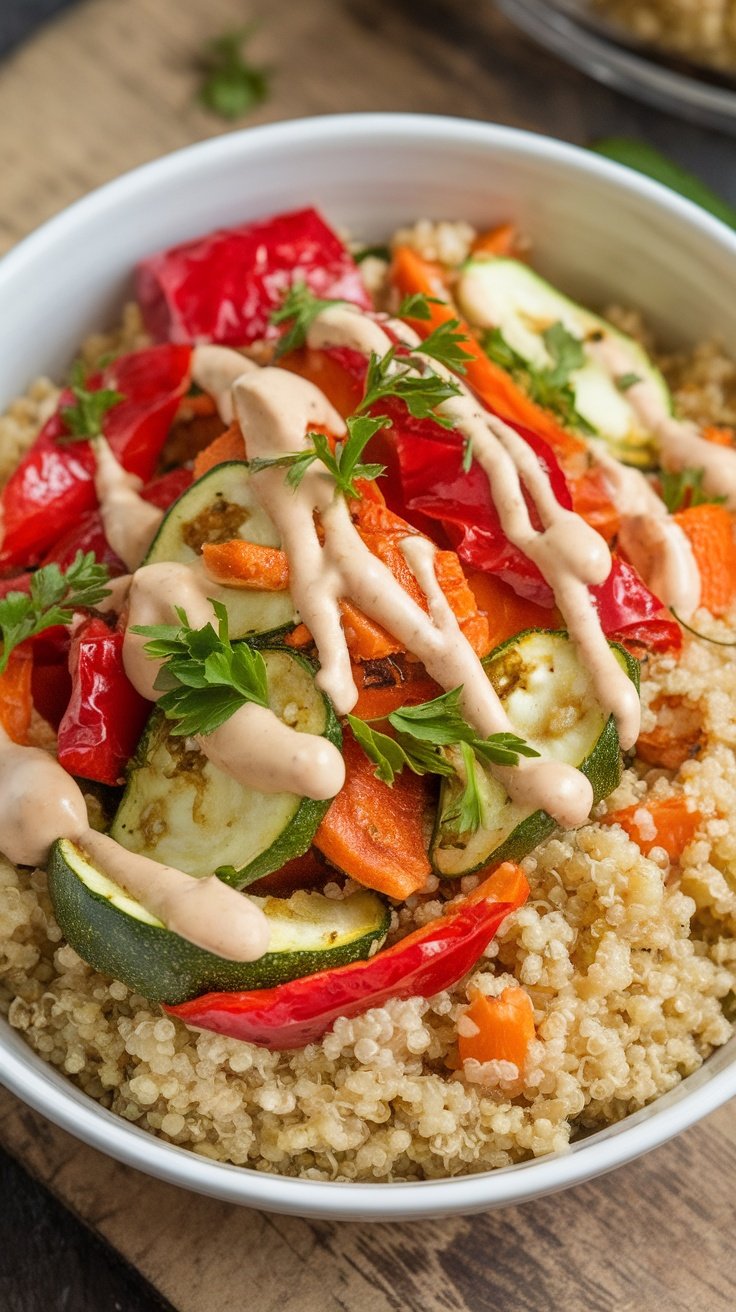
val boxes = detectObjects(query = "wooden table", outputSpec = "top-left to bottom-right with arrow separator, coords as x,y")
1,2 -> 735,1309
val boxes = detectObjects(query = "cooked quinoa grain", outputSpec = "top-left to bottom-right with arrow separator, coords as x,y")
2,241 -> 736,1182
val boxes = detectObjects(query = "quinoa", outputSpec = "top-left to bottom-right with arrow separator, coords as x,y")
594,0 -> 736,72
1,229 -> 736,1182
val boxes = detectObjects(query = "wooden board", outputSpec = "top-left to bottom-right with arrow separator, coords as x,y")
1,1 -> 736,1308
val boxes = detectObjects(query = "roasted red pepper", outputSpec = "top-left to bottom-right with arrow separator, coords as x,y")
0,345 -> 191,568
136,208 -> 371,347
56,618 -> 150,786
167,865 -> 529,1049
42,466 -> 193,574
393,416 -> 681,651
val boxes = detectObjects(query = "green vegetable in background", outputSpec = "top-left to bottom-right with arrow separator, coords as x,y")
197,27 -> 271,120
592,138 -> 736,233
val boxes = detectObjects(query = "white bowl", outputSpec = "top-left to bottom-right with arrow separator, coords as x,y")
1,113 -> 735,1222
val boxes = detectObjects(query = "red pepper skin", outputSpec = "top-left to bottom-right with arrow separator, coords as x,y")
136,208 -> 371,347
56,618 -> 150,786
591,557 -> 682,654
166,895 -> 519,1050
41,466 -> 193,574
0,345 -> 191,568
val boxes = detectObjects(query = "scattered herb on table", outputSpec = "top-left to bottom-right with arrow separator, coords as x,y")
197,27 -> 271,121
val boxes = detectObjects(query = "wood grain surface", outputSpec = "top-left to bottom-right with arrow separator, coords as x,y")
1,2 -> 736,1310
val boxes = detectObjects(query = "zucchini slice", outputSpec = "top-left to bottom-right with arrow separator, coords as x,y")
110,649 -> 341,888
456,258 -> 671,468
48,837 -> 389,1004
144,460 -> 297,641
431,630 -> 639,877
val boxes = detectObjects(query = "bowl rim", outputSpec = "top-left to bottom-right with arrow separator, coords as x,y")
1,111 -> 736,1219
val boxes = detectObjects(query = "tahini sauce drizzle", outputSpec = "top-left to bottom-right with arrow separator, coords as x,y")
0,726 -> 269,960
233,364 -> 594,828
123,560 -> 345,800
93,436 -> 163,571
304,305 -> 640,750
591,440 -> 701,617
588,334 -> 736,509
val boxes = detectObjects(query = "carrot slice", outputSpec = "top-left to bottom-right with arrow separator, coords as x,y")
458,985 -> 535,1071
470,223 -> 520,259
702,425 -> 734,448
636,694 -> 702,770
0,650 -> 33,745
192,423 -> 246,481
390,246 -> 586,466
280,346 -> 364,419
350,660 -> 441,720
315,729 -> 433,899
467,570 -> 560,649
601,796 -> 701,860
569,466 -> 620,544
202,541 -> 289,591
465,861 -> 530,909
674,503 -> 736,616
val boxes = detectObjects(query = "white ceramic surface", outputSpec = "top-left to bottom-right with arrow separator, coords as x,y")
1,114 -> 735,1221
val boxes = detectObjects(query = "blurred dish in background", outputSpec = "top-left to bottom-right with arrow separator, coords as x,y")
497,0 -> 736,133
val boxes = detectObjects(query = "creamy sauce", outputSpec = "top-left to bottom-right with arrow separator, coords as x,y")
81,830 -> 270,960
233,363 -> 594,827
590,334 -> 736,509
200,702 -> 345,801
93,437 -> 163,571
591,441 -> 701,618
191,345 -> 258,425
0,728 -> 269,960
305,305 -> 640,750
123,559 -> 345,802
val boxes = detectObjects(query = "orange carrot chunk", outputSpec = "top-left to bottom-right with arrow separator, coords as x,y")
192,423 -> 246,481
467,570 -> 560,650
315,730 -> 433,900
601,796 -> 701,860
202,541 -> 290,590
0,650 -> 33,745
458,986 -> 535,1071
471,222 -> 520,259
674,503 -> 736,617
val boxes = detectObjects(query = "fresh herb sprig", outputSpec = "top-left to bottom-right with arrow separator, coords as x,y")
197,27 -> 271,121
133,601 -> 269,737
0,552 -> 111,674
485,321 -> 596,437
270,281 -> 348,359
659,466 -> 727,515
59,362 -> 123,442
250,414 -> 387,499
358,346 -> 462,427
348,687 -> 538,834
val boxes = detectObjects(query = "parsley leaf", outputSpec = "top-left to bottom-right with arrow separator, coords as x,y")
133,600 -> 269,738
413,319 -> 473,375
484,323 -> 596,437
542,321 -> 586,386
0,552 -> 111,674
59,362 -> 123,442
397,292 -> 442,322
659,466 -> 727,514
359,346 -> 462,427
349,687 -> 538,833
615,372 -> 642,392
347,714 -> 455,786
197,27 -> 270,121
250,414 -> 388,499
443,742 -> 485,835
270,280 -> 348,359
